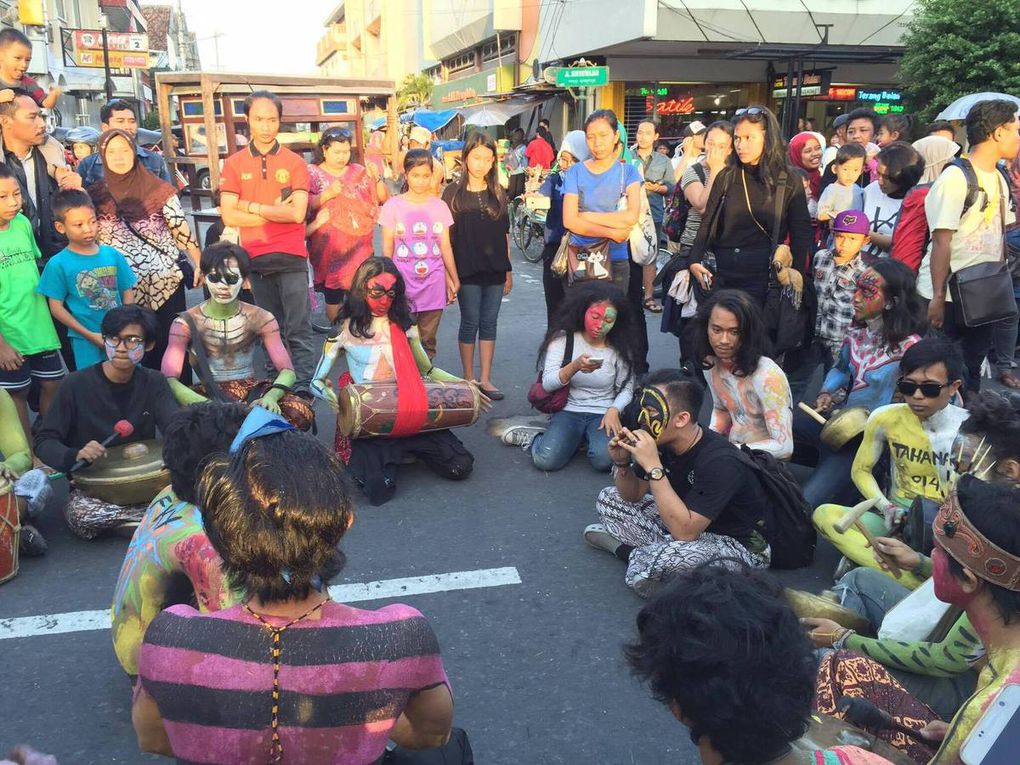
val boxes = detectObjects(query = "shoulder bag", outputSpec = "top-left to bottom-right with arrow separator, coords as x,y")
564,164 -> 629,284
947,169 -> 1019,327
528,333 -> 575,414
119,207 -> 195,288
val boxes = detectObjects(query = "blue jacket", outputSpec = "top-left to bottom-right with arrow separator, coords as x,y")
77,144 -> 172,187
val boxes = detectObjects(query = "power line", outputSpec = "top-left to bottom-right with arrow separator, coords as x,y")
856,0 -> 916,46
738,0 -> 766,43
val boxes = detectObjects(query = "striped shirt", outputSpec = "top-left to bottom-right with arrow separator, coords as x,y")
138,602 -> 449,764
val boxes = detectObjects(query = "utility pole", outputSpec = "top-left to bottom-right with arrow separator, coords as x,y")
100,14 -> 113,101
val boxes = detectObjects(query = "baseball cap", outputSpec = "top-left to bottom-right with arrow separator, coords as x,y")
409,126 -> 431,145
832,209 -> 871,235
682,121 -> 707,137
832,114 -> 850,130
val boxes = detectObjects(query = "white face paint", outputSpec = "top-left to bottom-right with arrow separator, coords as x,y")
208,266 -> 243,304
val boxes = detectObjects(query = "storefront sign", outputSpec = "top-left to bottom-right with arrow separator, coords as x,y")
873,102 -> 906,115
827,86 -> 858,101
556,66 -> 609,88
74,30 -> 149,52
432,65 -> 513,108
73,49 -> 149,69
772,70 -> 831,99
656,97 -> 695,116
638,86 -> 669,97
858,89 -> 902,103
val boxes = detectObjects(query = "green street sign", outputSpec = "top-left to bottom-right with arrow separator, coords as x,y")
555,66 -> 609,88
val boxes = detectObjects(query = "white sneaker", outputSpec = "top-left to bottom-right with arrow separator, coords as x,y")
584,523 -> 623,555
630,573 -> 661,599
501,425 -> 544,449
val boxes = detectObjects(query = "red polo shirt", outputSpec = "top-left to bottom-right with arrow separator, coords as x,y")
220,142 -> 310,262
525,136 -> 554,169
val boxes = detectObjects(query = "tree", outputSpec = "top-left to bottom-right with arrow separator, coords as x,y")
899,0 -> 1020,123
397,73 -> 433,112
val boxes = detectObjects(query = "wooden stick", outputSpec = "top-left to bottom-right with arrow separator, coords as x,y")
832,496 -> 881,534
797,401 -> 828,425
854,519 -> 902,579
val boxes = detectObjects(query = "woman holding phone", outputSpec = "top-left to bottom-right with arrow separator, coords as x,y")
499,283 -> 637,472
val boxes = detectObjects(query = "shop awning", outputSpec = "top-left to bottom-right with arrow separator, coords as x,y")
399,109 -> 460,132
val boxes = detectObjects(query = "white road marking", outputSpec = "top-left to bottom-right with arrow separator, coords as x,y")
0,566 -> 522,641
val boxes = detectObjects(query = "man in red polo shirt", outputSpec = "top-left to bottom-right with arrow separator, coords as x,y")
219,90 -> 315,386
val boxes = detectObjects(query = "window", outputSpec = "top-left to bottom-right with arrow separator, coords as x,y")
70,0 -> 82,26
480,36 -> 515,64
53,0 -> 66,20
445,52 -> 474,76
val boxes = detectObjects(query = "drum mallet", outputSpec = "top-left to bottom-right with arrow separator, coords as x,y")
48,419 -> 134,481
797,401 -> 828,424
832,497 -> 902,579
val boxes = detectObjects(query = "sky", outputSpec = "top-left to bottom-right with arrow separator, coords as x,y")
148,0 -> 331,75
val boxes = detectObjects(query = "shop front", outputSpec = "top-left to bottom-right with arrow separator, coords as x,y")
772,75 -> 906,135
622,81 -> 768,143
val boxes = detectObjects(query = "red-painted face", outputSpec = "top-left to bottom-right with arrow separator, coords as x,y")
931,545 -> 974,608
365,273 -> 397,317
852,268 -> 887,322
584,301 -> 617,340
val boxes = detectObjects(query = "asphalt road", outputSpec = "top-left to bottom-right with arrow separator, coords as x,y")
0,247 -> 862,764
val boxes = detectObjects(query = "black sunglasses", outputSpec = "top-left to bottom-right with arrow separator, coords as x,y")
366,286 -> 397,298
897,378 -> 952,398
735,107 -> 766,118
206,271 -> 241,285
322,127 -> 352,142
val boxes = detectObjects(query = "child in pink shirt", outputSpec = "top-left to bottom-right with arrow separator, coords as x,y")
379,150 -> 459,358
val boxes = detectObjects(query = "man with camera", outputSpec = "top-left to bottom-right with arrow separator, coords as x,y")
583,368 -> 771,597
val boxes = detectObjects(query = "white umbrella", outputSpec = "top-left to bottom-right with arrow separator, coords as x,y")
461,101 -> 536,127
936,92 -> 1020,121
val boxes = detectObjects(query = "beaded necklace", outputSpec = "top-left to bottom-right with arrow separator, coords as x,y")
243,597 -> 329,762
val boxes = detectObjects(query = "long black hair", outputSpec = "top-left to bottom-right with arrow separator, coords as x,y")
335,256 -> 414,339
447,131 -> 506,220
732,106 -> 789,195
876,141 -> 924,199
688,289 -> 771,377
537,282 -> 637,394
857,259 -> 926,349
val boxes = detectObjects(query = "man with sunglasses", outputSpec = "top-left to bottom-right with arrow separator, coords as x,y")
160,243 -> 313,430
34,305 -> 180,539
814,338 -> 968,583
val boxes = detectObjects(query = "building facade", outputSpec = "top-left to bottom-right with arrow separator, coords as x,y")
316,0 -> 422,83
142,4 -> 200,73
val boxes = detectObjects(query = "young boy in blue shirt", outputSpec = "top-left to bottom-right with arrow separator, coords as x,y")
37,189 -> 136,368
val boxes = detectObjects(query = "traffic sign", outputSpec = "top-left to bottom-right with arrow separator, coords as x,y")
555,66 -> 609,88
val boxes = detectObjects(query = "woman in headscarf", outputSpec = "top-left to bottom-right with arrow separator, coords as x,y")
889,135 -> 960,272
787,131 -> 825,204
88,128 -> 201,375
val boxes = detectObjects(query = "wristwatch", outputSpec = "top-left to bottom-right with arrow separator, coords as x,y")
647,466 -> 666,481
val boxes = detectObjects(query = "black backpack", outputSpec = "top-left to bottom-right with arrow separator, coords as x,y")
737,445 -> 816,569
663,162 -> 706,242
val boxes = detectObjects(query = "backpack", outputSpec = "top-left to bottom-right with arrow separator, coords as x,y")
737,445 -> 816,569
663,163 -> 706,242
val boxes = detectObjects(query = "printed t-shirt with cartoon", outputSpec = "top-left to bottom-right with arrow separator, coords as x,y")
0,212 -> 59,356
378,196 -> 453,313
37,244 -> 137,367
861,181 -> 903,259
852,402 -> 969,512
561,161 -> 643,261
917,163 -> 1015,299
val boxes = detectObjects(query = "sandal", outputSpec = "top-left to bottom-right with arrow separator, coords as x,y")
644,297 -> 663,313
999,371 -> 1020,389
480,384 -> 504,401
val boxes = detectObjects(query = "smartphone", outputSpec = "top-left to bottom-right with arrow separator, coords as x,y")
588,356 -> 605,367
961,683 -> 1020,765
280,186 -> 293,202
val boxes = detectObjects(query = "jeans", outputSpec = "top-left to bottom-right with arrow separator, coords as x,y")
530,409 -> 613,472
833,568 -> 977,720
990,294 -> 1020,375
249,267 -> 316,387
793,410 -> 860,509
940,298 -> 993,393
458,283 -> 504,344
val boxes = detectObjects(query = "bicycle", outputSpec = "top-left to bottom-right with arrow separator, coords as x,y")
509,194 -> 547,263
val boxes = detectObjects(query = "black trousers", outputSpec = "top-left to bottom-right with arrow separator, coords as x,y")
940,299 -> 994,393
628,260 -> 650,374
349,430 -> 474,506
541,241 -> 565,329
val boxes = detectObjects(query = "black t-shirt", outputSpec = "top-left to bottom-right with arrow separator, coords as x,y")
657,428 -> 768,550
442,185 -> 511,286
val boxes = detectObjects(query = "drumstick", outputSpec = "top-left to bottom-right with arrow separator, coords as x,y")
854,520 -> 902,579
797,401 -> 828,425
832,497 -> 880,534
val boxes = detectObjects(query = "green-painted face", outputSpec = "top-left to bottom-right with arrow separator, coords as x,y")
584,301 -> 617,339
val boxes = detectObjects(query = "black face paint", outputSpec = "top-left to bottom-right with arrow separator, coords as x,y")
637,387 -> 670,442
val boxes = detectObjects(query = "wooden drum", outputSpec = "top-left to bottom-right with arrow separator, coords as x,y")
0,477 -> 19,584
338,382 -> 482,439
74,439 -> 170,506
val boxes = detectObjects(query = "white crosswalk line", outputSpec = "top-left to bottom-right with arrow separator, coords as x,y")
0,566 -> 522,641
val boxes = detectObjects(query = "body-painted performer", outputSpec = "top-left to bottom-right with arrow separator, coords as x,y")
33,305 -> 179,539
111,401 -> 248,675
311,257 -> 482,506
813,338 -> 969,589
161,243 -> 313,431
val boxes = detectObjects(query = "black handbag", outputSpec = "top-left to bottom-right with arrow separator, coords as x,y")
947,178 -> 1019,327
760,171 -> 811,354
381,728 -> 474,764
